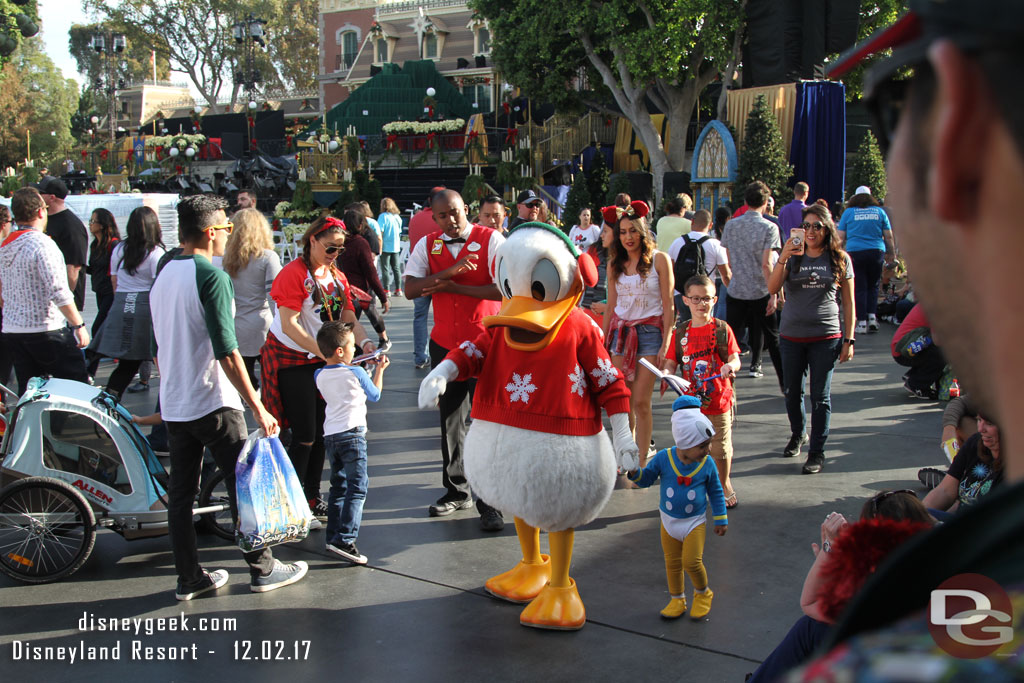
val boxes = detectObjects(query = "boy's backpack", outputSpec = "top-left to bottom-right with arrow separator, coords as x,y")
674,318 -> 730,366
673,233 -> 710,293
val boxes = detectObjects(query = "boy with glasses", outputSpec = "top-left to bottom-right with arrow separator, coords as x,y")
660,274 -> 741,508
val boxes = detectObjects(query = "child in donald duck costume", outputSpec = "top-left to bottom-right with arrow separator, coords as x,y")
419,221 -> 640,630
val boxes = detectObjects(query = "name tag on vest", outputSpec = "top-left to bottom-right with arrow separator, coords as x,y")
467,242 -> 481,252
431,239 -> 444,255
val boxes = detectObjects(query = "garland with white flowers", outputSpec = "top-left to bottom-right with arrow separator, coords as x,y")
382,119 -> 466,135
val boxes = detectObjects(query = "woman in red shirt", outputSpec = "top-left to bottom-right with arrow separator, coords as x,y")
261,216 -> 376,524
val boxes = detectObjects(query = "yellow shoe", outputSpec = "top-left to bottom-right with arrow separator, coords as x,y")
660,597 -> 687,619
484,555 -> 551,603
519,579 -> 586,630
690,589 -> 714,620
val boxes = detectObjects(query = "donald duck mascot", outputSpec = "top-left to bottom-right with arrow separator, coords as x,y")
419,221 -> 639,630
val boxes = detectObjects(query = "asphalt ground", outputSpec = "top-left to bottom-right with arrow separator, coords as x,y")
0,295 -> 942,681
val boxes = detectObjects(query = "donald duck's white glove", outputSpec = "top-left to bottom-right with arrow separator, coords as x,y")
610,412 -> 640,473
418,359 -> 459,409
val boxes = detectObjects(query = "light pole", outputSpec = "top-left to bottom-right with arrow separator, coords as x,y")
91,30 -> 126,146
233,13 -> 267,157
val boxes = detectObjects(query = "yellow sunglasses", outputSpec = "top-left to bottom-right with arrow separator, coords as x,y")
207,222 -> 233,234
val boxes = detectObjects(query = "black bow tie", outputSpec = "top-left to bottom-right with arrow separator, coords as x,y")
444,237 -> 467,244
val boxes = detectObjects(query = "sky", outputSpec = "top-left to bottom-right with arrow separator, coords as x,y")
38,0 -> 93,85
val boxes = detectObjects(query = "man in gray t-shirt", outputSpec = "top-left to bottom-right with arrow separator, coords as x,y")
720,181 -> 782,383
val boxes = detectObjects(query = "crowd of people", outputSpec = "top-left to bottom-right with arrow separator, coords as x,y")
4,2 -> 1019,670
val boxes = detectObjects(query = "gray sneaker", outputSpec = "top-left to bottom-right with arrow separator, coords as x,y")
250,560 -> 308,593
176,569 -> 229,601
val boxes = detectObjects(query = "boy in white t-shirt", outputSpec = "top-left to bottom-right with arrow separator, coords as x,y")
314,321 -> 389,565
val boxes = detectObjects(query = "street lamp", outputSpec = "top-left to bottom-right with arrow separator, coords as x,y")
233,12 -> 267,157
92,29 -> 126,145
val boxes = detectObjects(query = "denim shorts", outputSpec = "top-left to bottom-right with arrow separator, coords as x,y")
608,324 -> 664,357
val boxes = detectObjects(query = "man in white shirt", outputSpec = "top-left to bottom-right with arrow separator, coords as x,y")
403,189 -> 506,531
0,188 -> 89,392
668,209 -> 731,323
151,194 -> 306,600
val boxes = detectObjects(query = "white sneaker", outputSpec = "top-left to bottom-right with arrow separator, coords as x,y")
309,518 -> 322,530
867,314 -> 879,332
855,321 -> 868,334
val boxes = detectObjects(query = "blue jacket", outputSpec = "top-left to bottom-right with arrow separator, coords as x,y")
629,448 -> 728,525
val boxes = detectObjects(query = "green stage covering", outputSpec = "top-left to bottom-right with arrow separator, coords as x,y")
321,60 -> 474,136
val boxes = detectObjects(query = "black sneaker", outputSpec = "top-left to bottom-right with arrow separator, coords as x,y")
918,467 -> 946,490
429,496 -> 474,517
415,360 -> 431,369
250,560 -> 309,593
748,365 -> 764,378
802,452 -> 825,475
783,433 -> 809,458
904,380 -> 938,400
310,496 -> 329,522
479,507 -> 505,532
175,569 -> 229,601
327,541 -> 368,565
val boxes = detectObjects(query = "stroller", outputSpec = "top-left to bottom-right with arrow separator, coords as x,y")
0,377 -> 234,584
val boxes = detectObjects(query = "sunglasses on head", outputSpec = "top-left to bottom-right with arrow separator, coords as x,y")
870,489 -> 916,516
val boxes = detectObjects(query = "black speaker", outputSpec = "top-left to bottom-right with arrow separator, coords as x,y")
457,58 -> 469,69
662,172 -> 691,198
220,132 -> 244,159
474,55 -> 486,68
369,64 -> 382,76
625,172 -> 653,205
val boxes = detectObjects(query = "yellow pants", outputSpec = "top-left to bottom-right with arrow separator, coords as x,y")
660,522 -> 708,596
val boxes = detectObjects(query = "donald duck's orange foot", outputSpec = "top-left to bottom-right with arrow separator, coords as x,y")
519,579 -> 586,630
484,555 -> 551,603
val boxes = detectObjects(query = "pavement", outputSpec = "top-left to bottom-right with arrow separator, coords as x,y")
0,296 -> 944,682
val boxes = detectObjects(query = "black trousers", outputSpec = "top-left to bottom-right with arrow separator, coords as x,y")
166,408 -> 274,585
5,328 -> 88,394
726,294 -> 782,387
355,300 -> 387,340
277,363 -> 327,502
429,339 -> 495,514
895,344 -> 947,391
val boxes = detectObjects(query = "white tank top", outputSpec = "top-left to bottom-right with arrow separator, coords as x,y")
614,268 -> 662,320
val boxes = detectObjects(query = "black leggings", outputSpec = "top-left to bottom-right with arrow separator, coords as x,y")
277,363 -> 327,502
355,300 -> 388,340
106,359 -> 144,399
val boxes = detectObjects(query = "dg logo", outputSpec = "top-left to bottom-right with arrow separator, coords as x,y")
928,573 -> 1015,658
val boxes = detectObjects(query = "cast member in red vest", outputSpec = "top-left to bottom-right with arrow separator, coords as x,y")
402,189 -> 505,530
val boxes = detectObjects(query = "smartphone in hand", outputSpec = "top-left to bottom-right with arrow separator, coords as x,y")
789,227 -> 806,255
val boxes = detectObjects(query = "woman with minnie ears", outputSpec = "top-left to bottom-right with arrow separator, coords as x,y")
261,215 -> 376,527
602,200 -> 675,467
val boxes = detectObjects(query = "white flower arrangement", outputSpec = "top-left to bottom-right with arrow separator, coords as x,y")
382,118 -> 466,135
273,201 -> 291,218
146,134 -> 207,148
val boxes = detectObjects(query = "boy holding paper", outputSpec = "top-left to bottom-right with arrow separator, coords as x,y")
661,274 -> 741,508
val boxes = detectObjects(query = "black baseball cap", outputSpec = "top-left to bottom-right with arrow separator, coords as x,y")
516,189 -> 542,206
33,176 -> 69,199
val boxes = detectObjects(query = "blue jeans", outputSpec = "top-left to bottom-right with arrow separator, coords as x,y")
380,252 -> 402,292
325,427 -> 368,546
849,249 -> 883,320
413,295 -> 431,365
780,336 -> 842,453
748,615 -> 830,683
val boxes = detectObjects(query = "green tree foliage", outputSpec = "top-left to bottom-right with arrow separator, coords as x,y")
846,130 -> 887,203
734,95 -> 793,206
586,149 -> 610,214
562,169 -> 593,230
86,0 -> 317,113
834,1 -> 909,101
0,39 -> 78,168
0,0 -> 40,68
470,0 -> 745,206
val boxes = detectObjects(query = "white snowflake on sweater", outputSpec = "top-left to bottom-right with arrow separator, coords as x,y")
591,357 -> 619,387
506,372 -> 537,403
568,364 -> 585,397
459,340 -> 483,359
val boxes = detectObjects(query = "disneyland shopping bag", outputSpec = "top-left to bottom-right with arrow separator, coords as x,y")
235,429 -> 313,552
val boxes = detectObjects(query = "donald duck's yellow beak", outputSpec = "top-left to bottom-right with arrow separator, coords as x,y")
483,281 -> 583,351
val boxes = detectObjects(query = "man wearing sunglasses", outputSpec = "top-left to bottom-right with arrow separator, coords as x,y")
789,0 -> 1024,676
151,194 -> 307,600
